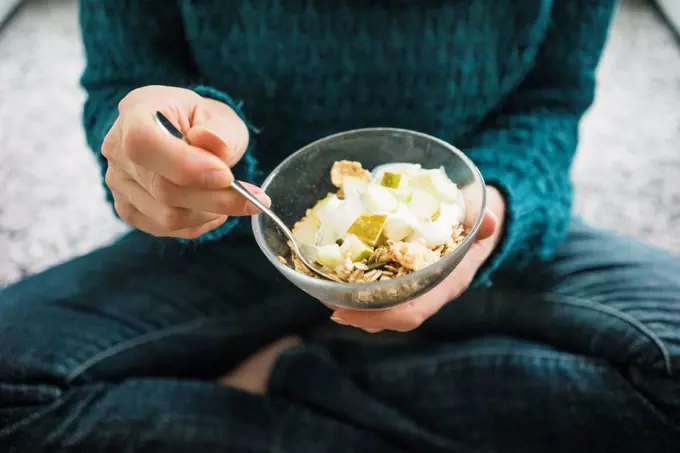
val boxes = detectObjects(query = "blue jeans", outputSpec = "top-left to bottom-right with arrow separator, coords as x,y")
1,220 -> 679,452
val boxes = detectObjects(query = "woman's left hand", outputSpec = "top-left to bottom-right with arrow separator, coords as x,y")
328,186 -> 506,333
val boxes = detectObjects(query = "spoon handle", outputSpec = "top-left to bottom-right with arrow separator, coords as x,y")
154,111 -> 298,247
230,180 -> 294,241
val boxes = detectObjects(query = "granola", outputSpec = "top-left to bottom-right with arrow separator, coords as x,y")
330,160 -> 372,188
286,161 -> 470,283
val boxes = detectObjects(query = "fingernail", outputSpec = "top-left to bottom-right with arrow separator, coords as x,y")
204,169 -> 232,188
201,127 -> 227,145
363,328 -> 383,334
330,315 -> 348,325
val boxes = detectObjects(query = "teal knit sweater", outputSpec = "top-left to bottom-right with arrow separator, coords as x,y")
79,0 -> 614,279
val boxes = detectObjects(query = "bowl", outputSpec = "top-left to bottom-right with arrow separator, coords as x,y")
252,128 -> 486,310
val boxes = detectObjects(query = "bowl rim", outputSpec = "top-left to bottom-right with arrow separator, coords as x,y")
251,127 -> 487,292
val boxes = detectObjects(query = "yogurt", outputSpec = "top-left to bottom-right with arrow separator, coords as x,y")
312,163 -> 465,248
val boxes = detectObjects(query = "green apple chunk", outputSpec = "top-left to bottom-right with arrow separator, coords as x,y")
292,215 -> 320,245
383,215 -> 413,241
340,234 -> 373,262
390,187 -> 413,202
341,175 -> 369,198
310,193 -> 335,214
380,172 -> 403,189
408,189 -> 440,220
430,169 -> 458,203
316,243 -> 345,269
411,168 -> 458,203
309,195 -> 343,245
362,186 -> 399,213
347,213 -> 388,246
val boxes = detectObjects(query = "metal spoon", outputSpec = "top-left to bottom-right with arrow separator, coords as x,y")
154,111 -> 336,280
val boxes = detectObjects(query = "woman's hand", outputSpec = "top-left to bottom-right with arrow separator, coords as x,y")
329,186 -> 506,333
102,85 -> 271,239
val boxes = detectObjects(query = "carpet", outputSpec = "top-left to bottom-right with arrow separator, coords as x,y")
0,0 -> 22,28
1,0 -> 679,287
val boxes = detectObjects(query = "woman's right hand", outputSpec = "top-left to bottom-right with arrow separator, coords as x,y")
102,85 -> 271,239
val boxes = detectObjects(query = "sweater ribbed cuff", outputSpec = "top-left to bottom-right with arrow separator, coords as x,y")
190,85 -> 260,183
96,108 -> 122,206
472,161 -> 557,285
185,85 -> 261,242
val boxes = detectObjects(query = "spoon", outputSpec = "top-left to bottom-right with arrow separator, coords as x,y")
154,111 -> 336,281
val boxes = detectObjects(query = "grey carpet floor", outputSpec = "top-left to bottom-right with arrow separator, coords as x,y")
1,0 -> 679,287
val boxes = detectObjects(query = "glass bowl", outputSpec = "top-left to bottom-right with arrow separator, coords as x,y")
252,128 -> 486,310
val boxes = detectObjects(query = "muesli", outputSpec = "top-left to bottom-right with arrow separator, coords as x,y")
283,161 -> 469,282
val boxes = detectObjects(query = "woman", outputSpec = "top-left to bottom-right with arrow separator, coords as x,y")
1,1 -> 679,451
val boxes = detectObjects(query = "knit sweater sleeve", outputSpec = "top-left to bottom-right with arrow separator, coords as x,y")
79,0 -> 258,241
462,1 -> 615,283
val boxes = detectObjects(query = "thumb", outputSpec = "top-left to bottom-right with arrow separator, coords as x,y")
185,102 -> 249,168
475,209 -> 498,241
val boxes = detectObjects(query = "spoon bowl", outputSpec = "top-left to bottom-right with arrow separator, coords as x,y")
231,186 -> 337,280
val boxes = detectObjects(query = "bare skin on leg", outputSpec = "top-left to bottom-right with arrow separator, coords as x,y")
219,336 -> 302,394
